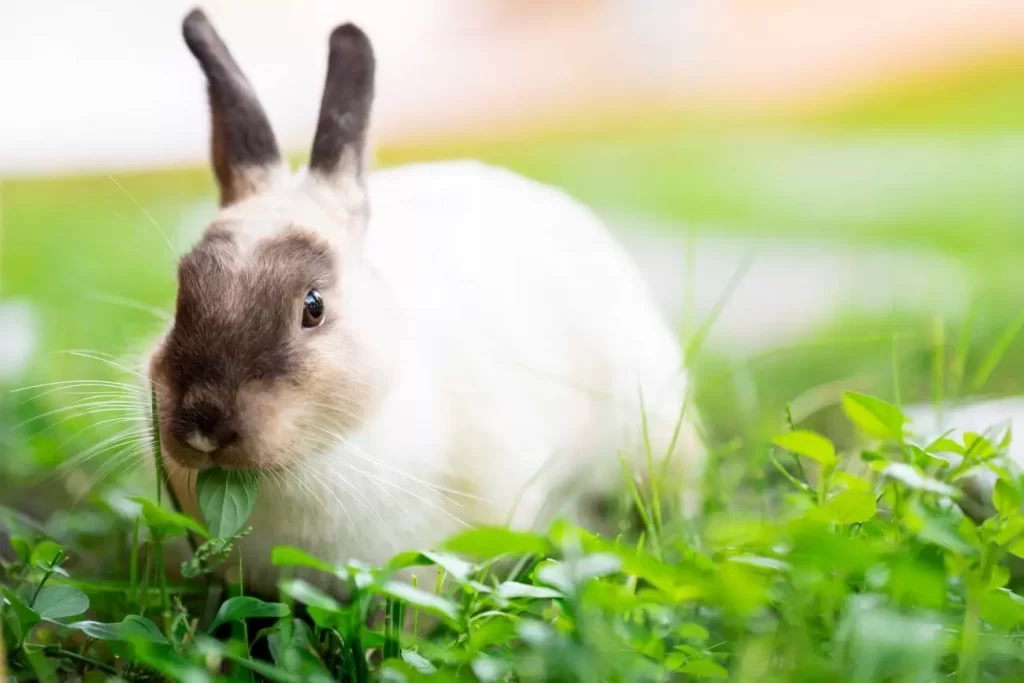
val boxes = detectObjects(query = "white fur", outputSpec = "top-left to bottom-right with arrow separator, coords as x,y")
164,160 -> 703,596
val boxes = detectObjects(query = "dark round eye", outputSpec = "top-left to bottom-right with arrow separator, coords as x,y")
302,289 -> 325,328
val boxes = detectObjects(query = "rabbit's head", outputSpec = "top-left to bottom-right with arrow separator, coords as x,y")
148,9 -> 392,471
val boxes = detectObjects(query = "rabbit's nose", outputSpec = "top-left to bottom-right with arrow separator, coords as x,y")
174,403 -> 239,453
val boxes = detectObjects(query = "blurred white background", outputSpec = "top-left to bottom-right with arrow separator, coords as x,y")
2,0 -> 1023,176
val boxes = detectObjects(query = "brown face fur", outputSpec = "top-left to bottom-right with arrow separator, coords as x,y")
152,228 -> 332,469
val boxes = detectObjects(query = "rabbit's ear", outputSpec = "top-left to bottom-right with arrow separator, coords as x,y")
308,24 -> 375,195
182,9 -> 283,207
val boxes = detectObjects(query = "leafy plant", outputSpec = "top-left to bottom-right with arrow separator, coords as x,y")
5,389 -> 1024,681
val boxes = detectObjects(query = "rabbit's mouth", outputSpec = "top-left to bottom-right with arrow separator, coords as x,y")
159,407 -> 303,472
170,435 -> 244,470
162,430 -> 294,474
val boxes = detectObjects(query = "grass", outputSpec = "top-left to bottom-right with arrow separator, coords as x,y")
5,385 -> 1024,681
6,61 -> 1024,681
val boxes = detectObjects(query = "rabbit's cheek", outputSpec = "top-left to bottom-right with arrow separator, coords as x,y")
231,380 -> 310,470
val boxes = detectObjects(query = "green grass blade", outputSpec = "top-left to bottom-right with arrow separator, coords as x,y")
932,315 -> 946,422
951,300 -> 978,399
684,251 -> 755,365
618,452 -> 661,560
637,387 -> 662,539
969,310 -> 1024,393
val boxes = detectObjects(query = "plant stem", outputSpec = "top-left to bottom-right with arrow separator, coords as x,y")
238,550 -> 253,679
959,584 -> 981,683
411,574 -> 419,638
221,651 -> 301,682
139,539 -> 155,618
891,312 -> 902,408
816,464 -> 833,507
150,386 -> 165,507
0,609 -> 7,682
619,452 -> 661,560
130,517 -> 140,611
166,478 -> 199,556
384,598 -> 394,659
29,573 -> 51,608
42,646 -> 118,676
29,555 -> 61,608
155,537 -> 169,614
933,315 -> 945,424
150,385 -> 200,555
960,544 -> 993,683
637,387 -> 663,540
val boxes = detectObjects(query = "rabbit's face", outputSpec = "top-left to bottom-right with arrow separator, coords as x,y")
147,10 -> 380,471
150,189 -> 383,471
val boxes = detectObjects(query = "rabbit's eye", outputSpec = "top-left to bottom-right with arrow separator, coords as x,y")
302,289 -> 325,328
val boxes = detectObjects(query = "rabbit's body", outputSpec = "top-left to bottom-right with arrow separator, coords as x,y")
155,11 -> 701,599
166,159 -> 701,596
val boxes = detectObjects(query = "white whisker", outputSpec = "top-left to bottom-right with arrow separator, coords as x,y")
309,425 -> 486,505
107,175 -> 179,261
59,428 -> 151,474
83,289 -> 173,322
303,435 -> 468,528
55,411 -> 149,439
59,351 -> 162,390
34,390 -> 146,404
72,446 -> 148,506
294,460 -> 360,528
281,466 -> 333,520
15,403 -> 147,431
13,379 -> 147,399
299,457 -> 385,524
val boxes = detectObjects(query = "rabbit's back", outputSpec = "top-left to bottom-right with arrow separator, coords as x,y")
366,160 -> 682,381
362,160 -> 700,527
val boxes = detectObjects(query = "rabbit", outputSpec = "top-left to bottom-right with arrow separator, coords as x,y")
146,8 -> 704,599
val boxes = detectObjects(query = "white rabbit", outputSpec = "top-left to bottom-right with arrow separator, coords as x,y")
147,8 -> 703,598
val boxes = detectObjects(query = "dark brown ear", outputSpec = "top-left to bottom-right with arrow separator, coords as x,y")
309,24 -> 375,192
182,8 -> 283,206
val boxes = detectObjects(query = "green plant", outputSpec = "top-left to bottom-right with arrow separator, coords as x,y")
3,389 -> 1024,681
